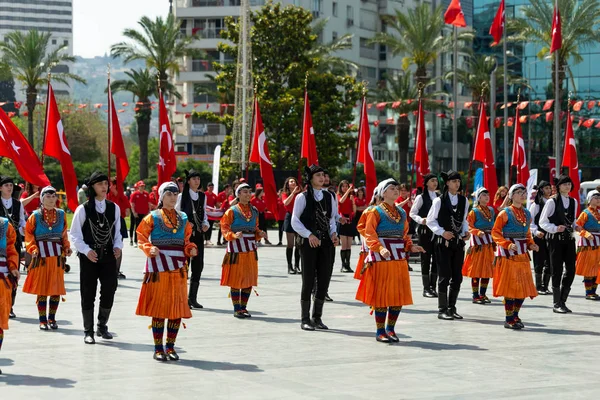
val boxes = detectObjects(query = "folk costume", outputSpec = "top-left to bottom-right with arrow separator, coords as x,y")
70,172 -> 123,344
576,190 -> 600,300
292,165 -> 338,331
462,188 -> 496,304
220,183 -> 262,318
426,170 -> 469,320
356,179 -> 415,343
491,184 -> 538,329
539,174 -> 578,313
409,173 -> 439,298
528,181 -> 552,295
176,169 -> 209,309
23,187 -> 70,330
136,182 -> 197,362
0,217 -> 19,375
354,188 -> 380,281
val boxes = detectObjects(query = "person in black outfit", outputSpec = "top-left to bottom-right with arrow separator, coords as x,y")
528,180 -> 553,295
69,172 -> 123,344
539,175 -> 578,313
409,173 -> 439,298
292,165 -> 339,331
176,169 -> 209,309
426,170 -> 470,320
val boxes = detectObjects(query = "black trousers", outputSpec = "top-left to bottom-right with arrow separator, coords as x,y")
301,239 -> 333,301
533,236 -> 550,275
79,253 -> 118,311
547,237 -> 576,289
277,220 -> 284,243
205,220 -> 215,241
258,212 -> 267,233
434,239 -> 464,303
189,230 -> 205,283
133,213 -> 147,243
129,213 -> 136,241
418,227 -> 437,277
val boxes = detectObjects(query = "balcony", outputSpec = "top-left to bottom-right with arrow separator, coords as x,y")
177,0 -> 265,7
359,47 -> 377,60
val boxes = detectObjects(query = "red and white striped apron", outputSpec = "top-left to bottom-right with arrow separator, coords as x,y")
470,232 -> 493,246
495,238 -> 528,257
365,237 -> 406,263
144,246 -> 187,273
227,233 -> 257,253
578,232 -> 600,247
37,241 -> 62,258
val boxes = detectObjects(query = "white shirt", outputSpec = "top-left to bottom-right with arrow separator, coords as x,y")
69,198 -> 123,256
426,193 -> 470,237
291,188 -> 338,239
175,190 -> 210,229
409,191 -> 438,225
2,197 -> 25,236
528,200 -> 548,236
539,195 -> 578,234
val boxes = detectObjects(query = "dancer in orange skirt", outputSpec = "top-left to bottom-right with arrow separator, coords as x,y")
0,216 -> 20,375
23,186 -> 72,330
356,179 -> 424,342
462,187 -> 496,305
353,187 -> 380,280
220,183 -> 265,318
575,190 -> 600,300
491,184 -> 539,330
136,182 -> 198,362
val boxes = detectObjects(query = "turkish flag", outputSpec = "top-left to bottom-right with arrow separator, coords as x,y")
548,156 -> 557,180
109,88 -> 130,198
413,98 -> 430,188
43,83 -> 78,212
562,110 -> 580,210
356,97 -> 377,201
249,99 -> 278,216
157,92 -> 176,186
301,90 -> 319,166
0,108 -> 50,187
444,0 -> 466,27
489,0 -> 505,46
472,100 -> 498,198
550,2 -> 562,54
511,108 -> 530,185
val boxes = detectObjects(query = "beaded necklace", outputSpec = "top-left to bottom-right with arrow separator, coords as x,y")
42,208 -> 57,231
238,203 -> 253,222
381,202 -> 401,223
511,205 -> 527,227
162,209 -> 180,233
478,205 -> 492,222
589,206 -> 600,222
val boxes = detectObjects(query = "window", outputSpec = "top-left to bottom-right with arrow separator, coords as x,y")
52,39 -> 56,45
191,114 -> 222,136
379,44 -> 387,61
63,39 -> 68,46
193,18 -> 225,39
312,0 -> 321,18
359,37 -> 376,59
193,83 -> 217,103
332,31 -> 338,41
332,1 -> 338,17
192,50 -> 219,72
180,19 -> 187,36
346,5 -> 354,26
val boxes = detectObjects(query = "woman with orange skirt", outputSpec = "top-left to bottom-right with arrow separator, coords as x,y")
136,182 -> 198,362
492,184 -> 539,330
354,188 -> 380,280
220,183 -> 265,318
356,179 -> 424,343
0,217 -> 20,375
575,190 -> 600,299
462,187 -> 496,305
23,186 -> 72,330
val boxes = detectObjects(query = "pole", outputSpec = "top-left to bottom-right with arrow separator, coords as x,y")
503,23 -> 508,186
554,50 -> 561,173
240,3 -> 248,176
107,64 -> 112,182
490,60 -> 497,155
452,25 -> 458,171
353,91 -> 366,186
40,71 -> 51,165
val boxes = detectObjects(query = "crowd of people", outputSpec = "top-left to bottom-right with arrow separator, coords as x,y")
0,165 -> 598,372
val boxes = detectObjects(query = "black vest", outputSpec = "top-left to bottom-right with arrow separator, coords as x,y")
299,189 -> 333,241
548,196 -> 575,233
534,198 -> 547,234
82,200 -> 116,258
181,191 -> 205,228
437,193 -> 466,235
418,192 -> 437,218
0,198 -> 22,251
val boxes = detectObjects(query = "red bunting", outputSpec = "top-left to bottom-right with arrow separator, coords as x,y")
573,101 -> 583,111
391,101 -> 401,109
519,115 -> 528,123
588,101 -> 596,110
543,100 -> 554,111
583,119 -> 595,128
506,117 -> 514,127
518,102 -> 529,110
373,120 -> 380,127
376,102 -> 387,110
494,117 -> 502,128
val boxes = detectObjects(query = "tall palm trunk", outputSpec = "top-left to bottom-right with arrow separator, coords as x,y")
137,115 -> 151,180
397,115 -> 410,183
26,87 -> 37,149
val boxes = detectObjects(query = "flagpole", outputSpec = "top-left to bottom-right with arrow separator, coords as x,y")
502,19 -> 508,186
412,85 -> 423,191
452,25 -> 458,171
298,74 -> 308,186
107,64 -> 112,182
40,70 -> 51,166
353,88 -> 367,187
466,89 -> 485,199
554,40 -> 561,173
246,89 -> 256,182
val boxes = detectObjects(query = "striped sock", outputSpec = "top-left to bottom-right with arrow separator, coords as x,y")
584,277 -> 595,296
593,279 -> 598,295
48,296 -> 60,322
240,287 -> 252,310
504,298 -> 515,324
513,298 -> 524,320
37,295 -> 48,324
374,308 -> 387,336
0,327 -> 3,351
386,306 -> 402,333
471,278 -> 480,299
152,318 -> 165,354
231,288 -> 241,312
165,319 -> 181,353
479,278 -> 490,297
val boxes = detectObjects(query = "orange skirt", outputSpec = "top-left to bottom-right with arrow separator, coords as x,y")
22,257 -> 66,296
0,280 -> 12,330
356,259 -> 413,308
136,268 -> 192,320
220,251 -> 258,288
462,244 -> 494,278
576,247 -> 600,277
353,251 -> 366,280
492,255 -> 537,299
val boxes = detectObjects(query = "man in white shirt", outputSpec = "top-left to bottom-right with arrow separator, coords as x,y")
70,172 -> 123,344
528,180 -> 552,295
292,165 -> 339,331
539,174 -> 578,313
410,173 -> 439,298
426,170 -> 470,321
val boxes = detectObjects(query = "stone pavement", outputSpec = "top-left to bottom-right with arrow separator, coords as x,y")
1,236 -> 599,399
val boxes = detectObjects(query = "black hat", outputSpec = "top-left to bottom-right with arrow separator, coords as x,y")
0,176 -> 13,186
535,180 -> 551,205
184,169 -> 201,181
86,171 -> 109,187
537,180 -> 551,190
304,164 -> 325,182
556,174 -> 573,187
440,170 -> 461,193
423,173 -> 437,186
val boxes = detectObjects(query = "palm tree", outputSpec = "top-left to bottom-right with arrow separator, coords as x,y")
110,13 -> 199,95
307,18 -> 358,75
370,4 -> 473,86
111,68 -> 176,179
0,30 -> 85,148
371,69 -> 447,183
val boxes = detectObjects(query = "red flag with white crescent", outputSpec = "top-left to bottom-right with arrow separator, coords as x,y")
562,109 -> 580,211
489,0 -> 505,46
550,2 -> 562,54
511,107 -> 530,185
301,90 -> 319,166
356,97 -> 377,201
157,92 -> 176,186
413,98 -> 430,188
472,100 -> 498,198
109,88 -> 130,197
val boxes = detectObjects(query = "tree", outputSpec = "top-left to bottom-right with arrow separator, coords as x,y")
0,64 -> 16,114
128,138 -> 160,183
215,3 -> 363,176
0,30 -> 85,149
307,18 -> 358,75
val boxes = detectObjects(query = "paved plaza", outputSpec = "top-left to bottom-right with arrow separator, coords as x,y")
1,234 -> 599,399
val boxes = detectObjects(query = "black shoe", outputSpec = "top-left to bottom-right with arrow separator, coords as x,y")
301,319 -> 315,331
312,318 -> 328,330
166,350 -> 179,361
563,303 -> 572,313
481,295 -> 491,304
153,352 -> 168,362
129,241 -> 134,247
553,304 -> 568,314
386,330 -> 400,342
118,272 -> 126,279
438,309 -> 454,320
233,311 -> 247,319
288,265 -> 296,275
84,333 -> 96,344
472,296 -> 484,304
504,322 -> 520,330
423,289 -> 435,298
188,300 -> 203,309
514,318 -> 525,329
217,242 -> 222,246
430,288 -> 438,298
241,309 -> 251,318
341,265 -> 354,273
408,266 -> 413,271
324,294 -> 333,302
376,333 -> 391,343
49,321 -> 58,330
277,242 -> 283,246
295,265 -> 302,274
39,322 -> 49,331
538,289 -> 549,295
450,308 -> 463,320
586,294 -> 599,300
97,329 -> 113,340
9,308 -> 15,319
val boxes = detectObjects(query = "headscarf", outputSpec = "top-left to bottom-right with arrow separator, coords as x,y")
508,183 -> 526,199
40,186 -> 57,201
235,183 -> 251,198
375,178 -> 399,198
473,187 -> 489,205
158,181 -> 179,203
587,190 -> 600,204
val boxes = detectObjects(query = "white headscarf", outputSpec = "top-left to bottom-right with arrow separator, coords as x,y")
235,183 -> 251,198
508,184 -> 526,199
473,187 -> 488,205
587,190 -> 600,204
375,178 -> 398,198
40,186 -> 57,201
158,181 -> 179,203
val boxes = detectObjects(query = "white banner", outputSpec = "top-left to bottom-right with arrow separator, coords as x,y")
527,169 -> 538,209
212,145 -> 221,191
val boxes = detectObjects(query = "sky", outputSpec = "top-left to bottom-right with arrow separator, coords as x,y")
73,0 -> 169,58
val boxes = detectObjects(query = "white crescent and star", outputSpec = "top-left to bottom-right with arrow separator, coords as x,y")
257,130 -> 272,165
57,120 -> 70,155
569,138 -> 578,169
517,137 -> 527,169
161,124 -> 172,151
